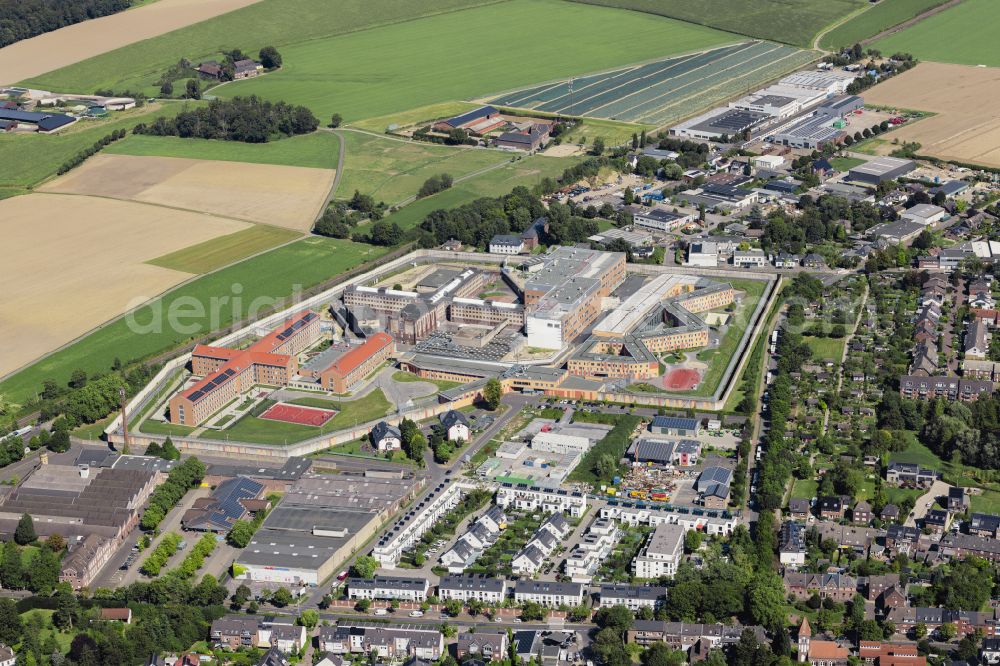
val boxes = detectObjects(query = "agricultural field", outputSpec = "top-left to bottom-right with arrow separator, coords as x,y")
564,0 -> 863,47
819,0 -> 949,50
0,193 -> 249,379
335,131 -> 514,205
863,62 -> 1000,168
39,153 -> 335,230
106,132 -> 341,169
146,225 -> 301,274
489,41 -> 818,126
874,0 -> 1000,67
350,102 -> 483,134
0,102 -> 187,193
20,0 -> 496,94
0,236 -> 389,403
0,0 -> 262,84
217,0 -> 738,122
377,152 -> 582,231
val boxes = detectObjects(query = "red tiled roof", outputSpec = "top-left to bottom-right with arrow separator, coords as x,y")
809,641 -> 848,659
100,607 -> 132,622
324,333 -> 393,377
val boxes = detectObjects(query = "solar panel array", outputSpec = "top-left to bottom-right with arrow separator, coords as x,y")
188,367 -> 237,403
276,312 -> 318,342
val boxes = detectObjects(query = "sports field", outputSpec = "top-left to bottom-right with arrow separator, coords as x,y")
21,0 -> 495,94
335,131 -> 514,205
106,132 -> 341,169
564,0 -> 863,47
217,0 -> 737,122
0,193 -> 250,379
489,41 -> 818,126
260,402 -> 337,426
0,0 -> 262,85
146,225 -> 301,274
0,236 -> 389,403
39,153 -> 335,231
863,62 -> 1000,168
819,0 -> 949,50
874,0 -> 1000,67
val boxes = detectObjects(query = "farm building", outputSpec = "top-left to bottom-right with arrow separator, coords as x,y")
0,108 -> 76,132
848,156 -> 916,185
496,124 -> 549,151
433,106 -> 504,134
233,59 -> 263,79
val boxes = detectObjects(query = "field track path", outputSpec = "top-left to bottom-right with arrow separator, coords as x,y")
812,3 -> 873,51
860,0 -> 964,45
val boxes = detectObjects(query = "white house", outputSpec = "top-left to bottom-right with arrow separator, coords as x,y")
347,575 -> 430,602
733,249 -> 768,267
495,484 -> 588,517
513,580 -> 585,608
370,421 -> 402,451
632,523 -> 685,578
490,235 -> 525,254
440,410 -> 471,442
438,574 -> 509,604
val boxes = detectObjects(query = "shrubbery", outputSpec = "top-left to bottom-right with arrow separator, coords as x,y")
140,533 -> 182,576
140,457 -> 206,530
172,534 -> 216,579
58,128 -> 127,175
417,173 -> 453,198
134,96 -> 318,143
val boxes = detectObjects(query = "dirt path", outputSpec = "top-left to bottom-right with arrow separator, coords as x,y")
0,0 -> 262,85
861,0 -> 965,45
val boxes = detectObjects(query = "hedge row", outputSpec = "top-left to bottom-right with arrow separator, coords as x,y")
140,533 -> 182,576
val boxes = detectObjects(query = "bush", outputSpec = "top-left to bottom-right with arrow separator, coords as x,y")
140,458 -> 206,530
140,533 -> 182,576
134,96 -> 318,143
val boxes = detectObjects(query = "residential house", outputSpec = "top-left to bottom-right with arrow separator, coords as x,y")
783,572 -> 856,602
211,616 -> 262,650
320,623 -> 444,660
924,509 -> 949,534
886,462 -> 938,488
457,630 -> 509,662
789,498 -> 811,521
489,235 -> 526,255
233,59 -> 262,79
857,641 -> 925,665
370,421 -> 402,451
779,521 -> 807,567
818,496 -> 845,520
853,500 -> 872,524
440,410 -> 471,442
598,584 -> 667,610
947,486 -> 970,513
970,513 -> 1000,538
513,580 -> 585,608
347,576 -> 429,602
865,574 -> 900,602
438,575 -> 509,604
886,607 -> 999,639
626,620 -> 765,651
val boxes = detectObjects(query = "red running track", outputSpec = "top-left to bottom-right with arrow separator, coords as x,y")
259,402 -> 336,426
664,367 -> 700,390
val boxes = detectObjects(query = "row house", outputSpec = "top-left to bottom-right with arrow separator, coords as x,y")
495,483 -> 588,517
598,584 -> 668,611
783,572 -> 856,602
886,462 -> 939,488
887,607 -> 998,639
346,575 -> 429,602
438,575 -> 509,604
627,620 -> 766,651
320,623 -> 444,660
513,580 -> 585,608
563,517 -> 619,582
939,533 -> 1000,564
970,513 -> 1000,538
858,641 -> 925,665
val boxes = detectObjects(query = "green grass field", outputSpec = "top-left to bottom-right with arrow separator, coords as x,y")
106,131 -> 342,169
21,0 -> 497,94
686,278 -> 768,397
378,152 -> 582,231
0,103 -> 191,189
350,101 -> 483,133
874,0 -> 1000,66
820,0 -> 949,49
804,335 -> 846,361
146,225 -> 302,274
830,156 -> 865,171
565,0 -> 862,47
0,237 -> 388,404
335,131 -> 514,205
391,370 -> 462,391
201,389 -> 393,444
790,478 -> 818,500
216,0 -> 737,122
971,490 -> 1000,514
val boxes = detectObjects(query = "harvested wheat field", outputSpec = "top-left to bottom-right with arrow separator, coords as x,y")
864,62 -> 1000,168
40,154 -> 335,231
0,0 -> 262,85
0,193 -> 249,377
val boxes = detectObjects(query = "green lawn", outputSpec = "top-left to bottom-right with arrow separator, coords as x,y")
216,0 -> 737,122
350,101 -> 483,133
0,237 -> 388,404
803,335 -> 846,361
830,156 -> 865,172
971,490 -> 1000,514
146,225 -> 302,274
564,0 -> 863,47
379,153 -> 582,231
874,0 -> 1000,66
327,438 -> 411,464
21,0 -> 498,94
106,131 -> 342,169
19,610 -> 75,653
790,478 -> 818,501
0,103 -> 188,189
201,389 -> 394,444
335,131 -> 513,205
686,278 -> 768,397
391,370 -> 462,391
820,0 -> 949,49
139,419 -> 196,436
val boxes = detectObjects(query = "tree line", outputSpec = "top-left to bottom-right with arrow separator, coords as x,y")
0,0 -> 130,48
58,128 -> 127,175
134,96 -> 318,143
139,457 -> 206,530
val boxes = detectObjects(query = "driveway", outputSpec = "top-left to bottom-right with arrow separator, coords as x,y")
905,479 -> 951,527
